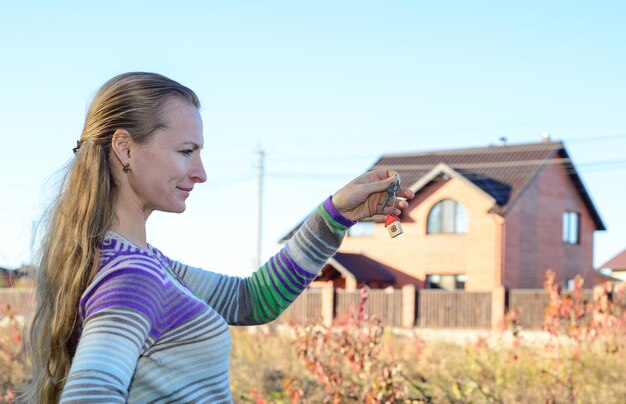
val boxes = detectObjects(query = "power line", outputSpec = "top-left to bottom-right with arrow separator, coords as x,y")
265,157 -> 626,180
266,134 -> 626,165
195,174 -> 256,191
566,133 -> 626,143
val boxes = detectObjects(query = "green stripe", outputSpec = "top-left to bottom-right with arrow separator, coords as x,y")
250,270 -> 278,322
257,268 -> 283,312
276,252 -> 305,290
260,263 -> 290,309
248,272 -> 271,323
317,205 -> 349,234
267,258 -> 299,303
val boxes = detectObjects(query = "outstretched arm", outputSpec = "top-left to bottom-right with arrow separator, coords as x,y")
171,169 -> 414,325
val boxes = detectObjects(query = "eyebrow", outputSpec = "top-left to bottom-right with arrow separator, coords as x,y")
180,141 -> 203,150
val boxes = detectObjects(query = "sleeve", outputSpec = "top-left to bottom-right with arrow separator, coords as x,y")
170,196 -> 355,325
60,267 -> 164,403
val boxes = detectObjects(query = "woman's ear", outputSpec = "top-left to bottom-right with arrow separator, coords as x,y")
111,129 -> 132,167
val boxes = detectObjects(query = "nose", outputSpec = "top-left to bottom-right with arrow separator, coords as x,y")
191,154 -> 207,183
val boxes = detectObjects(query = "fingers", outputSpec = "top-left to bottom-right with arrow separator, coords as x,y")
361,170 -> 399,194
384,206 -> 402,216
365,168 -> 396,181
370,214 -> 388,223
379,197 -> 409,216
399,187 -> 415,200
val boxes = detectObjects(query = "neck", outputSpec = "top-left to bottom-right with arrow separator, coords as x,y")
111,193 -> 151,250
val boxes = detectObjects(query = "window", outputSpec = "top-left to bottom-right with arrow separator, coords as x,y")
563,211 -> 580,244
427,199 -> 468,234
426,274 -> 466,290
348,222 -> 375,237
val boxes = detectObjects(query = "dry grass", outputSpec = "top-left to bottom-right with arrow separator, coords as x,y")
229,324 -> 626,403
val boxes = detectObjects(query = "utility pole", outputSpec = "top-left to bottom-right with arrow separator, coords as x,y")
255,144 -> 265,269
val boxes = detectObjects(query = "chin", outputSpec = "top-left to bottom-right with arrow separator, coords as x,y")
164,203 -> 187,214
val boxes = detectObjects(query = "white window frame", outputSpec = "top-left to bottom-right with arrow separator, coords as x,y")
426,199 -> 468,234
563,211 -> 580,244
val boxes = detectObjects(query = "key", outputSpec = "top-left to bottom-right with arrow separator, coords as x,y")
380,175 -> 401,213
382,173 -> 404,238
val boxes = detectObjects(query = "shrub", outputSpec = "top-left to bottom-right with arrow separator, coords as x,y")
0,305 -> 30,403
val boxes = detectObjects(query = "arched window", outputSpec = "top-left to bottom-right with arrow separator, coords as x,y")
427,199 -> 468,234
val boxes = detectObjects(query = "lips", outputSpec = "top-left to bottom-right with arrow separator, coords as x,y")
177,186 -> 193,192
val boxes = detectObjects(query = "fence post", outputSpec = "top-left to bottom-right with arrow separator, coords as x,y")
401,284 -> 416,328
491,286 -> 506,329
321,281 -> 334,327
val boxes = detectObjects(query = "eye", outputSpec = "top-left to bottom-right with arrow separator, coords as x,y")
180,149 -> 193,157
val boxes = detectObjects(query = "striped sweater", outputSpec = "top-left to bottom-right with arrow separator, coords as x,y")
60,197 -> 354,403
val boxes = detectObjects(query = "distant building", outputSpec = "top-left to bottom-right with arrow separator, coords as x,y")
598,249 -> 626,282
282,140 -> 605,291
0,265 -> 33,288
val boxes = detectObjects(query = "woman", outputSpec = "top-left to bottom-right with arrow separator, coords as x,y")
28,72 -> 414,403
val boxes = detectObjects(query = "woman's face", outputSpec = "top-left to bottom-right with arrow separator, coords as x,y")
127,98 -> 207,215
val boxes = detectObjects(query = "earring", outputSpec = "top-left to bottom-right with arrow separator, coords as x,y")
122,163 -> 131,173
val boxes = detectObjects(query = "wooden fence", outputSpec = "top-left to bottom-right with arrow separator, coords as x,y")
0,288 -> 34,316
2,286 -> 622,329
336,289 -> 403,327
281,288 -> 323,323
418,290 -> 492,328
508,289 -> 594,329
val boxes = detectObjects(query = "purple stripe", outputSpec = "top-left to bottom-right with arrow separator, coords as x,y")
86,280 -> 162,316
323,196 -> 356,228
279,250 -> 317,283
163,294 -> 206,329
89,297 -> 158,325
268,255 -> 301,295
87,284 -> 161,316
264,259 -> 293,303
81,266 -> 167,338
80,267 -> 161,308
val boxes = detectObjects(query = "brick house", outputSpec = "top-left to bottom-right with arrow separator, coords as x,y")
283,140 -> 605,292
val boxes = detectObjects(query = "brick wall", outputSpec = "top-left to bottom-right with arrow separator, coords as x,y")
339,176 -> 503,291
504,160 -> 596,288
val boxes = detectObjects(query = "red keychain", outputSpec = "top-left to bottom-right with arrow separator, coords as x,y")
385,214 -> 404,238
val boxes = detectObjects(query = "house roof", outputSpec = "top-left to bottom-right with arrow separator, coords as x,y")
599,249 -> 626,271
329,252 -> 396,284
280,140 -> 605,242
371,141 -> 605,230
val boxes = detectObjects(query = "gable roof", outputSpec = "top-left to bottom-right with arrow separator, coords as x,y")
280,140 -> 605,242
599,249 -> 626,271
371,141 -> 604,229
411,162 -> 498,204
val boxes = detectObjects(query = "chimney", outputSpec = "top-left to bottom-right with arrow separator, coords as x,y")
499,136 -> 508,146
542,132 -> 551,143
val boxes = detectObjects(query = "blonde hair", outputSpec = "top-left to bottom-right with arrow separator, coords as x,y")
27,72 -> 200,403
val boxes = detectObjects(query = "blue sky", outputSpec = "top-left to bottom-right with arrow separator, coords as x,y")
1,1 -> 625,276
